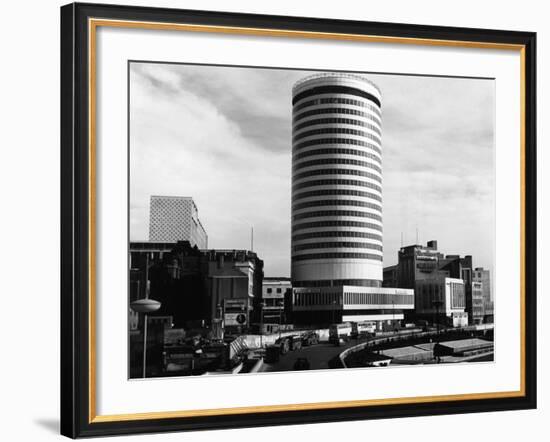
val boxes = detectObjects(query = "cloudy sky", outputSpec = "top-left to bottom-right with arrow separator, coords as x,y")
129,62 -> 494,280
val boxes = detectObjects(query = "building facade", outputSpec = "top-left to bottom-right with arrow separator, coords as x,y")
383,240 -> 484,327
148,196 -> 208,248
292,286 -> 414,328
473,267 -> 493,323
291,73 -> 384,288
202,249 -> 264,331
414,277 -> 468,327
470,281 -> 485,325
261,278 -> 291,324
129,241 -> 263,329
396,240 -> 444,289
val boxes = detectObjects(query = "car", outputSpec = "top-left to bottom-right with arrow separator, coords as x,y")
275,337 -> 290,354
301,331 -> 319,346
288,335 -> 303,351
293,357 -> 310,370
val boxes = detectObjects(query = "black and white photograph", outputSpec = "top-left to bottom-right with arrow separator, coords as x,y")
128,62 -> 496,378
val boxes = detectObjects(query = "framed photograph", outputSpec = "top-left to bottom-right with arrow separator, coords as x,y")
60,2 -> 537,438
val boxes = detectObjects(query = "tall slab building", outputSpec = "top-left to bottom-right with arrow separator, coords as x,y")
148,196 -> 208,248
291,73 -> 384,288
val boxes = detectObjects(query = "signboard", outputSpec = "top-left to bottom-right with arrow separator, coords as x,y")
224,299 -> 248,311
224,312 -> 248,326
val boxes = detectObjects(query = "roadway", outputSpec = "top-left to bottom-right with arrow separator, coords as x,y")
261,338 -> 367,372
259,330 -> 494,372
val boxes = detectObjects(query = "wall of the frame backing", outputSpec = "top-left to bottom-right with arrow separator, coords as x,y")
0,0 -> 546,441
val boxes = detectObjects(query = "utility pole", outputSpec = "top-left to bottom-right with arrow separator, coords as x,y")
250,226 -> 254,251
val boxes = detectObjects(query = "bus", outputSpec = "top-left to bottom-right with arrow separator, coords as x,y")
351,320 -> 377,338
329,322 -> 353,344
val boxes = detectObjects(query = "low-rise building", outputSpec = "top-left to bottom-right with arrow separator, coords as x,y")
129,241 -> 263,329
383,240 -> 487,327
473,267 -> 493,324
470,281 -> 485,325
414,277 -> 468,327
261,278 -> 291,324
291,285 -> 414,330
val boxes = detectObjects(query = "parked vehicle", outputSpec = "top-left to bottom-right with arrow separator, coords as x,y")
288,335 -> 303,351
275,337 -> 290,354
351,321 -> 377,338
293,357 -> 310,370
329,322 -> 353,345
301,331 -> 319,346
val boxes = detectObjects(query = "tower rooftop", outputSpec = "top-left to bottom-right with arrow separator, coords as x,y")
292,72 -> 381,95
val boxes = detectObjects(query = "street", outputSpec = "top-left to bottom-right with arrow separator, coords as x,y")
261,338 -> 367,372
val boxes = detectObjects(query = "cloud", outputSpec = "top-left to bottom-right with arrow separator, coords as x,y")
130,63 -> 495,279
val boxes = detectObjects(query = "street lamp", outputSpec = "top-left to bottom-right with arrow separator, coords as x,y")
432,299 -> 443,337
431,299 -> 443,363
130,298 -> 161,378
278,300 -> 284,339
259,302 -> 265,349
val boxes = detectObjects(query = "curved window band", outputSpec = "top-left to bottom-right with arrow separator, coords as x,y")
292,231 -> 383,242
294,106 -> 381,125
293,279 -> 382,288
293,242 -> 383,252
294,97 -> 381,119
293,127 -> 382,145
293,147 -> 381,165
292,85 -> 381,107
294,117 -> 382,136
293,168 -> 382,184
292,179 -> 382,194
292,188 -> 382,203
292,220 -> 383,232
292,199 -> 382,212
293,157 -> 382,174
294,138 -> 381,156
292,252 -> 384,262
293,210 -> 383,222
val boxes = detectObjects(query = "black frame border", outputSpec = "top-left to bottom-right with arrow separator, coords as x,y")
60,2 -> 537,438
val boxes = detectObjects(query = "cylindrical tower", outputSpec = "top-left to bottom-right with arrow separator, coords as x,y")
291,73 -> 383,288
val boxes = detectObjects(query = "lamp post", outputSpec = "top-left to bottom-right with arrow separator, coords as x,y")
392,300 -> 395,330
432,299 -> 443,337
259,302 -> 265,349
130,298 -> 161,378
278,300 -> 284,340
432,299 -> 443,363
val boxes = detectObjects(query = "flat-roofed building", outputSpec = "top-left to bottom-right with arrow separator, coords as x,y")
149,196 -> 208,248
470,281 -> 485,325
291,285 -> 414,329
261,278 -> 291,324
415,276 -> 468,327
473,267 -> 493,323
128,241 -> 263,328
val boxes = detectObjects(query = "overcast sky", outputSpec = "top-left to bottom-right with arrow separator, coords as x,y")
129,62 -> 494,280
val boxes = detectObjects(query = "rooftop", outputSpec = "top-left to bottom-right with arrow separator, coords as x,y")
292,72 -> 381,95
